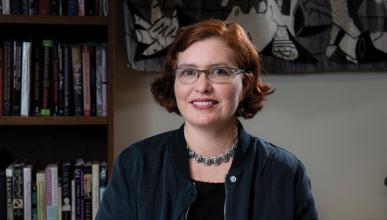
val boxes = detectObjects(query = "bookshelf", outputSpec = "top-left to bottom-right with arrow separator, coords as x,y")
0,1 -> 115,178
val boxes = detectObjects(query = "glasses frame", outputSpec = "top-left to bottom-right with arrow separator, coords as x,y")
173,67 -> 245,84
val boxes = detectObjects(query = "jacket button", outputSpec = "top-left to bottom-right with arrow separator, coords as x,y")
230,176 -> 237,182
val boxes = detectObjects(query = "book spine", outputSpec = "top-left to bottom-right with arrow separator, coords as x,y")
94,0 -> 98,16
2,0 -> 10,14
74,167 -> 83,220
62,0 -> 67,15
23,166 -> 32,220
102,0 -> 106,16
58,0 -> 62,15
31,183 -> 37,220
91,164 -> 99,220
0,173 -> 5,220
98,163 -> 107,203
10,0 -> 20,14
82,45 -> 90,116
101,45 -> 107,116
71,46 -> 83,116
0,46 -> 3,116
58,177 -> 62,220
98,0 -> 102,16
52,43 -> 59,116
67,0 -> 76,15
84,0 -> 93,15
41,40 -> 52,116
83,165 -> 92,220
50,0 -> 58,15
58,44 -> 64,116
34,0 -> 39,14
61,165 -> 71,220
21,41 -> 31,117
6,175 -> 13,220
13,165 -> 24,220
28,0 -> 34,15
39,0 -> 50,15
2,40 -> 12,116
95,47 -> 102,116
36,172 -> 46,220
46,167 -> 58,220
71,180 -> 74,220
77,0 -> 84,16
31,41 -> 42,116
12,41 -> 22,116
89,46 -> 96,116
21,0 -> 28,14
63,46 -> 70,116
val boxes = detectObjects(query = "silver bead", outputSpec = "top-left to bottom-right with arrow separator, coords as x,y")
188,148 -> 195,158
211,157 -> 219,166
195,154 -> 202,163
218,154 -> 228,162
202,157 -> 211,166
226,149 -> 235,157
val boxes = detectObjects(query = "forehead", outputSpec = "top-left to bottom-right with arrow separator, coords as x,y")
176,37 -> 238,68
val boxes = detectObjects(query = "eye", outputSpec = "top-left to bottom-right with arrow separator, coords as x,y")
180,69 -> 196,76
212,68 -> 230,76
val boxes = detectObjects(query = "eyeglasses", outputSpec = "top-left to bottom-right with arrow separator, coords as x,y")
173,67 -> 245,84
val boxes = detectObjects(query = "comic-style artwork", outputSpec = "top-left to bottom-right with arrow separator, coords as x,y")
123,0 -> 387,73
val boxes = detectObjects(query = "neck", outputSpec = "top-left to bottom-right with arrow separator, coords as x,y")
184,119 -> 239,157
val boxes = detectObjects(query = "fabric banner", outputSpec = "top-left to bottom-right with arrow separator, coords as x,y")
123,0 -> 387,73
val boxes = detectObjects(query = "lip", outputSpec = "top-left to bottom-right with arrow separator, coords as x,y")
189,98 -> 218,110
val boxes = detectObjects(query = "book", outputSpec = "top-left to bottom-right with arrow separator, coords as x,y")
12,40 -> 22,116
2,40 -> 12,116
36,169 -> 46,220
31,182 -> 38,220
23,164 -> 34,220
39,0 -> 50,15
58,44 -> 64,116
83,162 -> 92,220
89,46 -> 96,116
21,0 -> 28,14
101,44 -> 107,116
29,0 -> 35,15
61,161 -> 72,220
6,163 -> 14,220
95,46 -> 102,116
52,42 -> 59,116
31,41 -> 42,116
34,0 -> 39,14
67,0 -> 76,15
46,163 -> 58,220
63,45 -> 70,116
41,40 -> 52,116
50,0 -> 58,15
99,161 -> 107,203
58,176 -> 62,220
71,46 -> 83,116
58,0 -> 62,15
98,0 -> 102,16
77,0 -> 84,16
82,45 -> 90,116
61,0 -> 67,15
10,0 -> 20,14
85,0 -> 93,15
2,0 -> 10,14
74,158 -> 84,220
94,0 -> 98,16
91,161 -> 99,220
0,46 -> 3,116
13,160 -> 26,220
102,0 -> 106,16
71,180 -> 75,220
0,171 -> 6,220
21,41 -> 32,116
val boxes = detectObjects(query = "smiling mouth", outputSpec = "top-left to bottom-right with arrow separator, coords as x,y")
192,101 -> 216,106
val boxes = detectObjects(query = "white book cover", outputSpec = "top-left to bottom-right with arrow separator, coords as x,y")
21,41 -> 32,116
101,44 -> 108,116
23,164 -> 33,220
2,0 -> 10,14
92,161 -> 100,220
36,170 -> 46,220
71,180 -> 75,220
45,164 -> 58,220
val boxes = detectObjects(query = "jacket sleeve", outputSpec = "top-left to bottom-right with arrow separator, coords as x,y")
294,160 -> 319,220
96,151 -> 135,220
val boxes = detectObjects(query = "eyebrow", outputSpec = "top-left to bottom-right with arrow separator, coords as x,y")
177,63 -> 234,69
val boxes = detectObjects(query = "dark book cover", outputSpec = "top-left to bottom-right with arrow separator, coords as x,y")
74,159 -> 84,220
94,0 -> 99,16
71,46 -> 83,116
12,41 -> 22,116
13,161 -> 25,220
29,0 -> 35,15
30,40 -> 42,116
51,42 -> 59,116
62,0 -> 67,15
83,163 -> 92,220
41,40 -> 52,116
0,46 -> 3,116
21,0 -> 29,14
62,161 -> 72,220
2,40 -> 13,116
39,0 -> 50,15
63,45 -> 70,116
0,171 -> 6,220
67,0 -> 77,16
10,0 -> 21,14
85,0 -> 94,16
34,0 -> 39,14
31,182 -> 37,220
50,0 -> 58,15
58,44 -> 64,115
89,46 -> 96,116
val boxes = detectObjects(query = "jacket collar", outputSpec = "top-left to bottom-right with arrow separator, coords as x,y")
169,120 -> 254,179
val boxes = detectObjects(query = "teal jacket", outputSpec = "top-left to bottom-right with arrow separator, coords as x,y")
97,122 -> 318,220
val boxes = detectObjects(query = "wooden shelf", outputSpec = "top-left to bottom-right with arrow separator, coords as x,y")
0,14 -> 107,25
0,116 -> 108,125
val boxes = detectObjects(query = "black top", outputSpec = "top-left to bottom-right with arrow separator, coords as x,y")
187,180 -> 226,220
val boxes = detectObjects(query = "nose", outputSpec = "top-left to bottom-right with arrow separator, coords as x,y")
194,71 -> 213,93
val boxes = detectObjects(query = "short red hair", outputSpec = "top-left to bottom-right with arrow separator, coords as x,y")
151,19 -> 274,119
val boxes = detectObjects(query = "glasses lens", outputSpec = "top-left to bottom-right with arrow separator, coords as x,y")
209,68 -> 233,83
176,69 -> 197,84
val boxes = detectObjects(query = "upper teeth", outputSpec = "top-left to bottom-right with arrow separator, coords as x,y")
193,101 -> 214,105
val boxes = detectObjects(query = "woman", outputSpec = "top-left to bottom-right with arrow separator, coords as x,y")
97,19 -> 318,219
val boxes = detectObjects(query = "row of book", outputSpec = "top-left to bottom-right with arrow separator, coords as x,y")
0,39 -> 108,117
0,158 -> 108,220
0,0 -> 108,16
